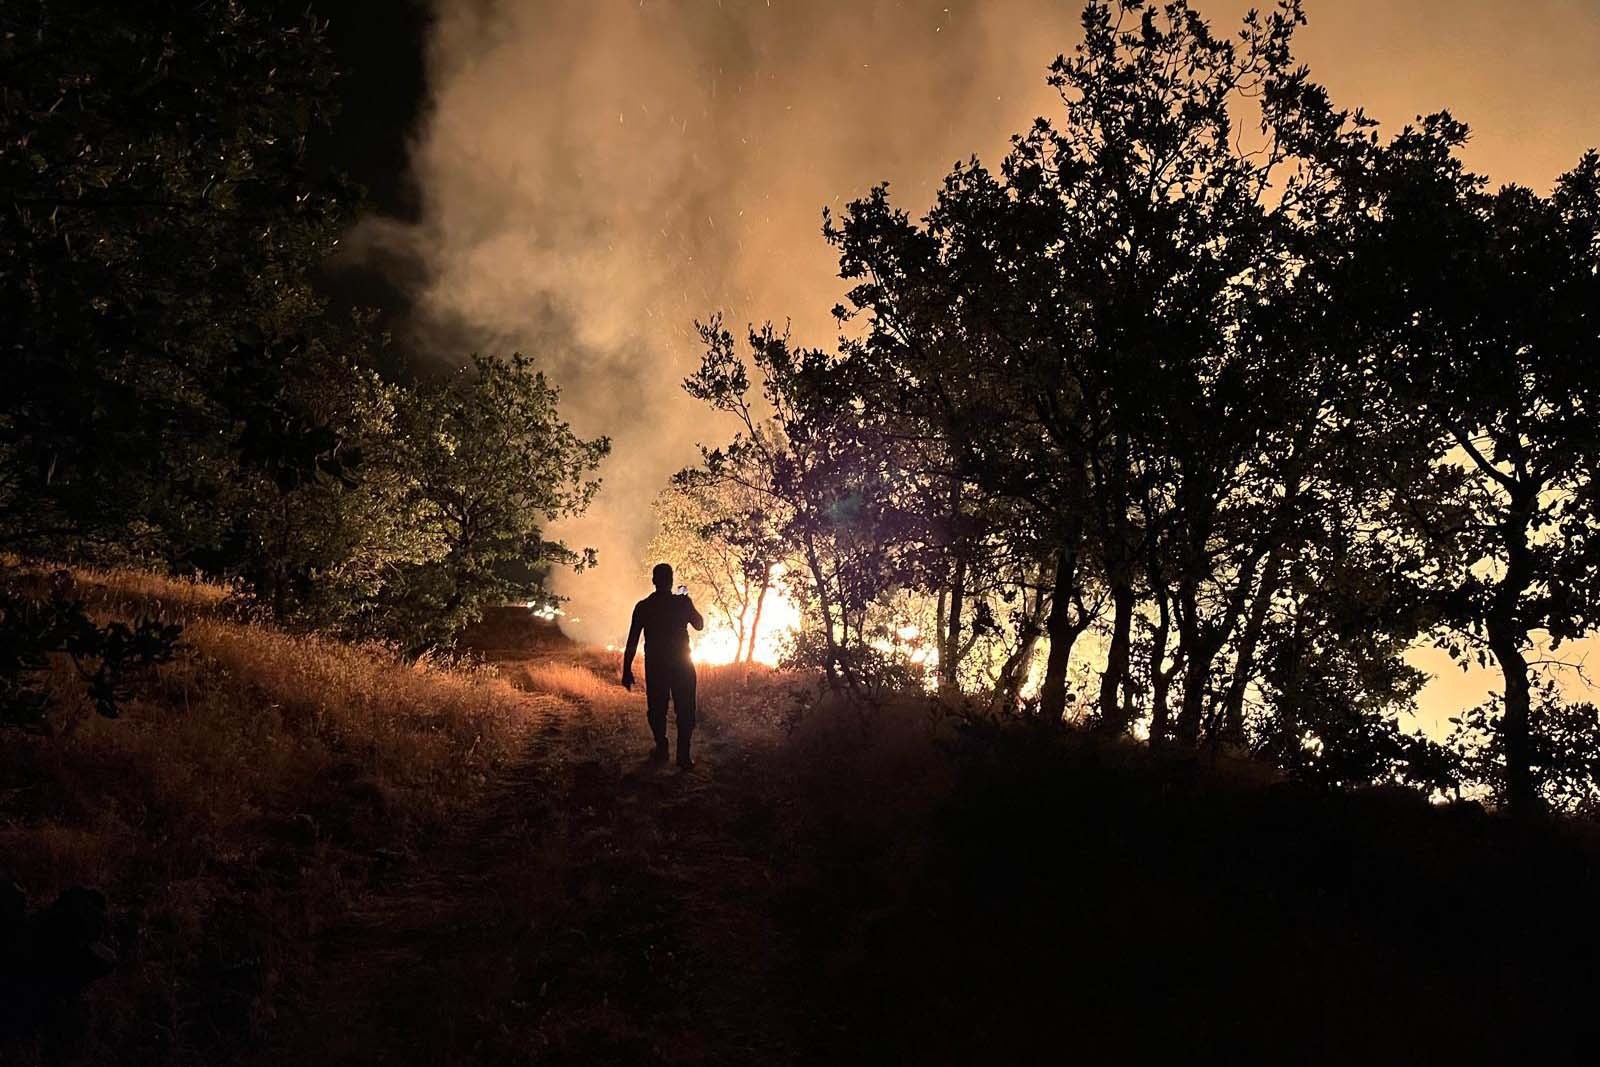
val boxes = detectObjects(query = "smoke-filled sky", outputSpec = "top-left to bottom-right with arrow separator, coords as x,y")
338,0 -> 1600,721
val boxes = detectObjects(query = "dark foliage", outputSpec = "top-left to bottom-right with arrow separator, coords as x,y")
682,0 -> 1600,815
1,1 -> 606,652
0,569 -> 178,732
1,0 -> 356,559
806,718 -> 1600,1063
1,883 -> 115,1041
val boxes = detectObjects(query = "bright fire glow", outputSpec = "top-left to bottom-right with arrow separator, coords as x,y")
691,571 -> 803,667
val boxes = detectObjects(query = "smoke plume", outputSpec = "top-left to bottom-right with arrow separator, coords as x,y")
349,0 -> 1600,647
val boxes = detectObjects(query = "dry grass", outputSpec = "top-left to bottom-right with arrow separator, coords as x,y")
518,655 -> 821,739
1,565 -> 552,1061
13,561 -> 232,625
522,658 -> 631,713
186,619 -> 534,809
11,568 -> 1590,1063
3,567 -> 953,1062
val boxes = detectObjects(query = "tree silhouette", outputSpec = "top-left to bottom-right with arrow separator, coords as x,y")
1,1 -> 359,558
683,0 -> 1600,811
1349,120 -> 1600,814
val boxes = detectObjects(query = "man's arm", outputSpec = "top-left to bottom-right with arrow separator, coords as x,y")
621,605 -> 643,689
684,596 -> 704,632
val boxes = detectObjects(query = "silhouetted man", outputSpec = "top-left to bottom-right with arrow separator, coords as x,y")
621,562 -> 704,768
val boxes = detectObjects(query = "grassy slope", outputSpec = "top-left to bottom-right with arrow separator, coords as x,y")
7,573 -> 1600,1064
2,568 -> 546,1064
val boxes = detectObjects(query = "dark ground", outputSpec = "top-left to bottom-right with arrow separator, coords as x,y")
249,666 -> 803,1065
241,629 -> 1600,1066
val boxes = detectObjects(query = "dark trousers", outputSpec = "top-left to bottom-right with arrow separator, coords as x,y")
644,655 -> 697,743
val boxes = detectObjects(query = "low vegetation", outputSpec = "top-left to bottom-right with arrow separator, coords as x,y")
2,566 -> 540,1062
6,565 -> 1600,1063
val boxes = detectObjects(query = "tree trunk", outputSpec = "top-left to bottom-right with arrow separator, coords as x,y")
1098,578 -> 1136,733
1488,486 -> 1538,816
942,557 -> 967,689
1180,616 -> 1245,747
1039,544 -> 1081,722
1488,625 -> 1535,816
1173,580 -> 1206,743
801,535 -> 851,697
744,562 -> 772,664
1177,655 -> 1212,745
1175,546 -> 1267,746
1148,586 -> 1173,744
994,586 -> 1046,712
1221,548 -> 1284,743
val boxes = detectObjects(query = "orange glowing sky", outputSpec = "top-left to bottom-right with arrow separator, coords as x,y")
375,0 -> 1600,726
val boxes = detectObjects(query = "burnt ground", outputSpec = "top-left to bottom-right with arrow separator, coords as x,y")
250,643 -> 1600,1066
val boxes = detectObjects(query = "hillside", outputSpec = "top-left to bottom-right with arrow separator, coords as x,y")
6,571 -> 1600,1064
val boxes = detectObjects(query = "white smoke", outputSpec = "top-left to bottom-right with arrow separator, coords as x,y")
349,0 -> 1598,655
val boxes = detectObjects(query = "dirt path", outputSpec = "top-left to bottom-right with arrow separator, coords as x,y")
253,667 -> 803,1066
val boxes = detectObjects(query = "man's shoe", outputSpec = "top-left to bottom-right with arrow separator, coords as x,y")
649,740 -> 669,763
676,756 -> 696,770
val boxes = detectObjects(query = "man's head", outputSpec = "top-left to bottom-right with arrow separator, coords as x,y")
652,562 -> 673,592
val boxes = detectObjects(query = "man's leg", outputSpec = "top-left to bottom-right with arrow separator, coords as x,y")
672,662 -> 698,768
644,660 -> 670,759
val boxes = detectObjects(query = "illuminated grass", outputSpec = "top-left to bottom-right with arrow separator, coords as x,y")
0,565 -> 557,1059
